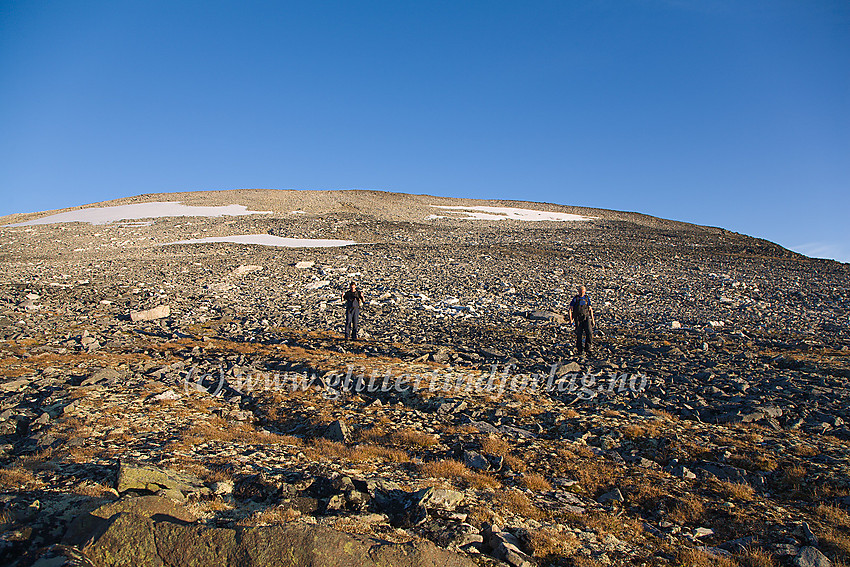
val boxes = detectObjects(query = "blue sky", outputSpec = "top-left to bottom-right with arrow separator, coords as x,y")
1,1 -> 848,262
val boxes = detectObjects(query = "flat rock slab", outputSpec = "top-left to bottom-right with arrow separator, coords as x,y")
116,464 -> 208,499
81,512 -> 476,567
64,496 -> 198,547
130,305 -> 171,322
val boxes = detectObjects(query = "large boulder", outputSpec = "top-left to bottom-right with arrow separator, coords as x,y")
64,496 -> 198,548
79,512 -> 476,567
130,305 -> 170,322
116,463 -> 209,501
794,547 -> 833,567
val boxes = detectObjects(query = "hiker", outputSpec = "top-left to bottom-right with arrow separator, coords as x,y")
342,281 -> 364,340
569,285 -> 595,357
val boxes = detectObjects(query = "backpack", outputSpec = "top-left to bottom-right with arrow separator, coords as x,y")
573,295 -> 590,321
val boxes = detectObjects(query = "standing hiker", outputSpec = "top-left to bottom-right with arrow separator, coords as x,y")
569,285 -> 595,357
342,281 -> 364,340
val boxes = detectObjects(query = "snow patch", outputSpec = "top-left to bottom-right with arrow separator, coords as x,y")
5,202 -> 271,226
428,205 -> 593,222
163,234 -> 357,248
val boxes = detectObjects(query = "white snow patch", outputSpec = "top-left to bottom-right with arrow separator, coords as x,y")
231,265 -> 264,276
163,234 -> 357,248
428,205 -> 593,222
5,202 -> 271,226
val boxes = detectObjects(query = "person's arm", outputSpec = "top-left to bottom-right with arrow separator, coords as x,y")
590,306 -> 595,327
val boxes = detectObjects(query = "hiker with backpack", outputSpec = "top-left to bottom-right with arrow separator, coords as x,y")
569,285 -> 595,357
342,281 -> 364,340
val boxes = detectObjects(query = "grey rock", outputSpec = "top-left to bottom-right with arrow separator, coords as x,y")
80,513 -> 476,567
130,305 -> 171,322
116,463 -> 208,500
463,450 -> 490,471
413,487 -> 464,511
557,361 -> 582,374
793,546 -> 832,567
597,488 -> 625,503
323,420 -> 351,443
81,367 -> 121,387
0,378 -> 30,392
800,522 -> 819,545
528,310 -> 565,324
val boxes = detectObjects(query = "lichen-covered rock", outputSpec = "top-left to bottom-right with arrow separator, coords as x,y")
80,513 -> 476,567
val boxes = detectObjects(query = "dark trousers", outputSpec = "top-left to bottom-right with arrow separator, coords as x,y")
345,307 -> 359,339
575,318 -> 592,354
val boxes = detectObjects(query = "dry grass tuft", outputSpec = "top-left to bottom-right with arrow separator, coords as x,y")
731,453 -> 778,473
352,444 -> 409,463
713,479 -> 755,501
791,444 -> 820,457
550,445 -> 616,496
651,409 -> 676,421
0,467 -> 43,490
676,547 -> 737,567
389,427 -> 438,448
419,459 -> 500,490
494,489 -> 543,519
241,505 -> 301,526
621,423 -> 664,440
819,527 -> 850,565
179,417 -> 302,448
563,510 -> 645,542
357,425 -> 388,443
307,439 -> 409,463
521,473 -> 552,492
72,481 -> 116,498
783,465 -> 807,486
571,556 -> 601,567
503,454 -> 528,473
17,448 -> 58,471
816,503 -> 850,528
668,494 -> 706,525
526,527 -> 579,560
466,504 -> 499,528
735,547 -> 777,567
480,435 -> 511,457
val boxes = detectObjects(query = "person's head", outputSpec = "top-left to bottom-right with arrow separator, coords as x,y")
578,285 -> 586,296
349,281 -> 357,291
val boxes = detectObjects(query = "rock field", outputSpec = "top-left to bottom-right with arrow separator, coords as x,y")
0,189 -> 848,567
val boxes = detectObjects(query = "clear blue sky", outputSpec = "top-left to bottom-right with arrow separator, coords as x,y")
1,1 -> 848,261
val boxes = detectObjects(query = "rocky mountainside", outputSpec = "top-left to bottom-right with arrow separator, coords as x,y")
0,189 -> 848,567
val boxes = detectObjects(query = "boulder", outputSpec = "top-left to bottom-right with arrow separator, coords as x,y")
323,420 -> 351,443
793,546 -> 832,567
597,488 -> 625,503
527,310 -> 565,324
81,368 -> 121,387
413,487 -> 464,511
116,463 -> 208,500
462,450 -> 490,471
79,512 -> 476,567
64,496 -> 198,547
130,305 -> 170,322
